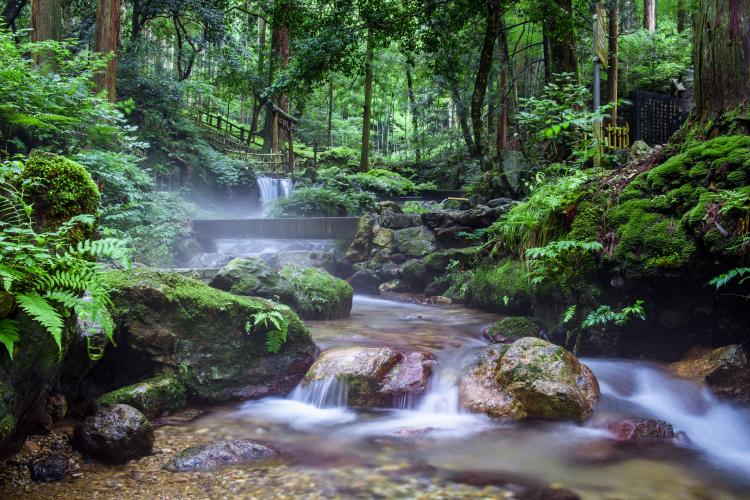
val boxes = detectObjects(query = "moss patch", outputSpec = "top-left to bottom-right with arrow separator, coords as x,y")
22,152 -> 100,235
485,317 -> 540,343
96,374 -> 187,419
467,259 -> 534,314
279,265 -> 353,320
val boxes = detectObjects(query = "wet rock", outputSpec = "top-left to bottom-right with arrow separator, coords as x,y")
346,214 -> 376,264
376,201 -> 402,214
347,269 -> 381,295
603,418 -> 675,441
96,374 -> 187,419
672,345 -> 750,403
30,454 -> 68,482
379,212 -> 422,229
208,257 -> 296,304
459,338 -> 600,420
74,404 -> 154,464
279,265 -> 353,320
393,226 -> 438,257
95,269 -> 318,402
305,347 -> 434,407
487,197 -> 513,208
165,439 -> 278,472
483,317 -> 540,343
380,352 -> 436,397
0,291 -> 14,318
398,260 -> 429,292
44,394 -> 67,424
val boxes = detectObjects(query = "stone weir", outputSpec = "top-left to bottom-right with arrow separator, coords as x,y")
191,217 -> 361,250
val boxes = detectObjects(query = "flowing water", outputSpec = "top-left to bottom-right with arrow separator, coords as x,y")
256,176 -> 294,205
188,238 -> 337,268
15,296 -> 750,499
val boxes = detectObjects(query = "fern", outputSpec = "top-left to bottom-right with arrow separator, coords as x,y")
0,319 -> 20,359
15,293 -> 65,352
246,310 -> 289,354
709,268 -> 750,290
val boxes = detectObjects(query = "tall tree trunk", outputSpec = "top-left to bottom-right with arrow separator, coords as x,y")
544,0 -> 578,79
1,0 -> 26,30
608,0 -> 619,123
250,16 -> 266,138
327,79 -> 334,147
359,29 -> 374,172
449,81 -> 477,157
30,0 -> 61,65
471,0 -> 499,167
405,59 -> 420,162
644,0 -> 656,32
497,15 -> 509,153
692,0 -> 750,130
677,0 -> 687,32
263,9 -> 290,152
94,0 -> 120,102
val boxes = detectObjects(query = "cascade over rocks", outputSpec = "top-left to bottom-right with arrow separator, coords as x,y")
304,347 -> 435,407
165,439 -> 278,472
74,404 -> 154,464
93,269 -> 318,402
459,337 -> 600,420
672,345 -> 750,404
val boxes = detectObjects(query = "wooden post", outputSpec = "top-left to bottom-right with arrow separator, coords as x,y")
608,0 -> 618,125
272,109 -> 279,153
287,123 -> 295,173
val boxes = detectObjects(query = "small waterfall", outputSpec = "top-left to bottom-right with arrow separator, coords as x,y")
289,377 -> 348,408
257,176 -> 294,205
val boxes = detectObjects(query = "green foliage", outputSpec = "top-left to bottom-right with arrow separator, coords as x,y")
525,240 -> 603,285
268,186 -> 376,217
0,162 -> 129,359
489,169 -> 598,257
581,301 -> 646,330
709,268 -> 750,299
0,30 -> 128,154
620,27 -> 692,92
246,310 -> 289,354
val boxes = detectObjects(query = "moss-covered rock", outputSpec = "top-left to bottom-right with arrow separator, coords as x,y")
94,269 -> 318,402
96,374 -> 187,419
466,260 -> 533,314
279,265 -> 353,320
393,226 -> 438,257
21,152 -> 100,237
483,317 -> 540,343
459,337 -> 600,420
208,258 -> 296,304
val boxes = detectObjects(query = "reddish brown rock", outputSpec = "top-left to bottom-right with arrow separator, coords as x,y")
604,418 -> 675,441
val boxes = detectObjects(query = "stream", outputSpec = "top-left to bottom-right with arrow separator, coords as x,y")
17,296 -> 750,499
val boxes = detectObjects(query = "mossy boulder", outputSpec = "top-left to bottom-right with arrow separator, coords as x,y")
21,152 -> 100,237
393,226 -> 438,257
483,317 -> 540,343
94,269 -> 318,402
96,374 -> 187,419
466,260 -> 533,314
304,347 -> 434,408
279,265 -> 353,320
459,337 -> 600,420
208,258 -> 296,304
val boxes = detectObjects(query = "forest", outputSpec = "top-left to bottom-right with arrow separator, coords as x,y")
0,0 -> 749,498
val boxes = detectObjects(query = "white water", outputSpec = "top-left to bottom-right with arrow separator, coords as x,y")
257,176 -> 294,205
587,359 -> 750,478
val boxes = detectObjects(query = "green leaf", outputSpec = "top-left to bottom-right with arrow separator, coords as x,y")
0,319 -> 19,359
15,292 -> 64,352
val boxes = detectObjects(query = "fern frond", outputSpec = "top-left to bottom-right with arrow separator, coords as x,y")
15,292 -> 64,352
0,319 -> 19,359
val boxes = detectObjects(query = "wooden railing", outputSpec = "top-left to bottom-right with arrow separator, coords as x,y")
605,124 -> 630,151
195,109 -> 258,147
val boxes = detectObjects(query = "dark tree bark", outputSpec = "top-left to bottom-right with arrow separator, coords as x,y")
405,59 -> 420,162
543,0 -> 577,79
677,0 -> 687,32
692,0 -> 750,128
608,0 -> 619,123
327,79 -> 334,148
497,14 -> 509,153
30,0 -> 61,42
94,0 -> 120,102
644,0 -> 656,32
250,16 -> 266,138
359,29 -> 374,172
449,81 -> 477,158
1,0 -> 26,30
263,6 -> 291,153
471,0 -> 499,166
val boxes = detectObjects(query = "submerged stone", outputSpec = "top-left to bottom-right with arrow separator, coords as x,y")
74,404 -> 154,464
603,418 -> 675,441
30,454 -> 68,482
165,439 -> 278,472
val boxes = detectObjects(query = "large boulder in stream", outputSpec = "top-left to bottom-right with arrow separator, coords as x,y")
209,257 -> 297,303
279,265 -> 353,320
459,337 -> 600,420
74,404 -> 154,464
672,344 -> 750,403
94,269 -> 318,402
305,347 -> 435,407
